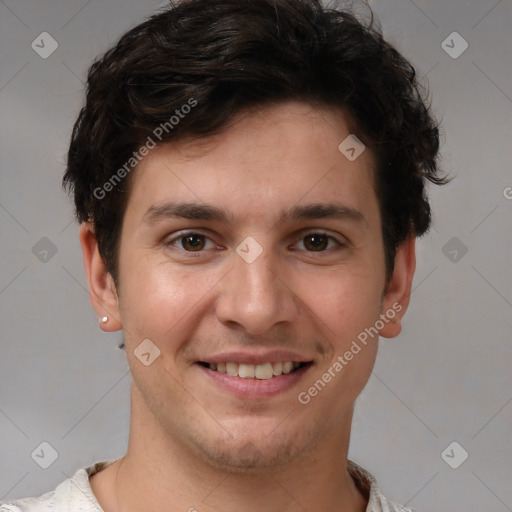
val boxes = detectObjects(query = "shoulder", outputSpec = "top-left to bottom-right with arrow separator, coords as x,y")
347,459 -> 421,512
1,489 -> 57,512
0,462 -> 113,512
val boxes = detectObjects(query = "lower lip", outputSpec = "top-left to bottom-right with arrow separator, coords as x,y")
195,363 -> 312,399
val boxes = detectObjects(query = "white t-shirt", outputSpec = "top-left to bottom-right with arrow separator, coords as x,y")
1,459 -> 418,512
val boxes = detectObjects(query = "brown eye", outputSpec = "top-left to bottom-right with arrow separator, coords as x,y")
303,234 -> 329,251
166,231 -> 219,256
180,234 -> 206,251
294,232 -> 346,253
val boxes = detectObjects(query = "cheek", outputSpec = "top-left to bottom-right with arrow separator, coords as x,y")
117,256 -> 223,344
302,272 -> 381,406
298,265 -> 382,388
304,264 -> 384,334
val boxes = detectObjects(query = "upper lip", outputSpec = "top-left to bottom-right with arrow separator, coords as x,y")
197,350 -> 314,365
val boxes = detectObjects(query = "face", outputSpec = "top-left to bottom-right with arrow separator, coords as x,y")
96,101 -> 408,470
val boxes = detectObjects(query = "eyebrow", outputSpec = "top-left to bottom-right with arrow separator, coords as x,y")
143,201 -> 367,227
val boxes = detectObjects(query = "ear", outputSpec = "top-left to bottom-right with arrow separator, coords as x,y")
79,222 -> 122,332
379,235 -> 416,339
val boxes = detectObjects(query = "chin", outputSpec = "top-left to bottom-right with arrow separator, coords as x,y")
186,423 -> 319,473
200,441 -> 300,472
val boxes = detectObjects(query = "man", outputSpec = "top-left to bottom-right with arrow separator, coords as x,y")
1,0 -> 446,510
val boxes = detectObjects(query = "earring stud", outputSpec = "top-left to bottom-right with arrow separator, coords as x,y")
100,316 -> 108,324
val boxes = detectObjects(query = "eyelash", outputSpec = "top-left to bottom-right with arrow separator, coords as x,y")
165,230 -> 347,255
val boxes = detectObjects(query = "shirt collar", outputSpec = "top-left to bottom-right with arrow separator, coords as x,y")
84,459 -> 414,512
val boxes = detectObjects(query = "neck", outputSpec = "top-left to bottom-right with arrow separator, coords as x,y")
93,386 -> 368,512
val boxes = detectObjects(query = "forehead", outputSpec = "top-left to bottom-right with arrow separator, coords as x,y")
125,101 -> 378,228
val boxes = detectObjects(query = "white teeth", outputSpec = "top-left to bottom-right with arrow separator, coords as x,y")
282,361 -> 294,374
226,362 -> 239,376
207,361 -> 305,379
255,363 -> 274,380
238,364 -> 255,378
272,362 -> 283,376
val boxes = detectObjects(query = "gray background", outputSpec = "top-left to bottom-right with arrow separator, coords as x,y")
0,0 -> 511,510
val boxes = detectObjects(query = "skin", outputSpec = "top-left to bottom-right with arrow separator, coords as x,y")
81,101 -> 416,512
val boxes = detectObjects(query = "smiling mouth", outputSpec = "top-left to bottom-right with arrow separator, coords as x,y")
197,361 -> 312,380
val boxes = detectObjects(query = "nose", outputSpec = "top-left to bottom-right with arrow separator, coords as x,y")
215,245 -> 299,336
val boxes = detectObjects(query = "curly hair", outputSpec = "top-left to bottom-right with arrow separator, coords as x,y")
63,0 -> 447,284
